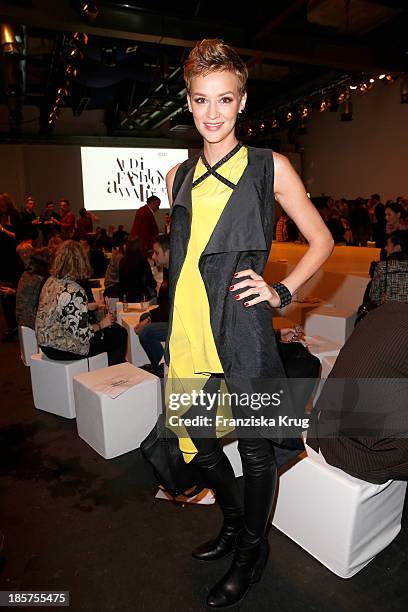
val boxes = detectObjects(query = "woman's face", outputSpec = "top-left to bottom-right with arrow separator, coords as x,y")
385,207 -> 400,225
187,70 -> 246,144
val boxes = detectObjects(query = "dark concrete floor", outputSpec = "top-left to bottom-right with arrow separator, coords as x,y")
0,326 -> 407,612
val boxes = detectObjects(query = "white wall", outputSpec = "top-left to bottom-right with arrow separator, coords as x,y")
298,79 -> 408,201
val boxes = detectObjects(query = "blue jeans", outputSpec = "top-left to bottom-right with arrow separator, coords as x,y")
138,322 -> 168,375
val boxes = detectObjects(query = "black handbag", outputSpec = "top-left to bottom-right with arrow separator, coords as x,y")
140,413 -> 204,498
278,340 -> 321,380
141,342 -> 320,492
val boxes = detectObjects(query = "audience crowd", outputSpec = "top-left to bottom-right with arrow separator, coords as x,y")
275,193 -> 408,248
0,190 -> 406,391
0,187 -> 407,491
0,193 -> 168,366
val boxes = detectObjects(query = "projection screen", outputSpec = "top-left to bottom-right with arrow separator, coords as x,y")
80,147 -> 189,211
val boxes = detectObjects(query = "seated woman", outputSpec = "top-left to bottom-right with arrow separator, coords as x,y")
35,240 -> 127,366
118,237 -> 156,302
16,247 -> 52,329
385,202 -> 407,236
369,230 -> 408,305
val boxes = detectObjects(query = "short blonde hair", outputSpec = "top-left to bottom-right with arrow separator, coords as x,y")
51,240 -> 92,280
184,39 -> 248,96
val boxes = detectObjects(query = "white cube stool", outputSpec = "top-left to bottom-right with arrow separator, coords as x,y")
18,325 -> 39,367
73,362 -> 161,459
30,352 -> 108,419
272,443 -> 407,578
121,316 -> 150,366
304,306 -> 357,346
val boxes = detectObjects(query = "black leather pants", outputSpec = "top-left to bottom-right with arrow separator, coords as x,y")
188,376 -> 277,547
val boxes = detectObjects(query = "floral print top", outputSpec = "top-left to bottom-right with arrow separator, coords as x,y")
35,276 -> 94,355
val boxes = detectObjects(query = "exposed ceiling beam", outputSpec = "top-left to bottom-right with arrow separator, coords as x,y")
0,0 -> 404,72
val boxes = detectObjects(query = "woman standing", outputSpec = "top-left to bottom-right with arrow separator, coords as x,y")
165,39 -> 333,608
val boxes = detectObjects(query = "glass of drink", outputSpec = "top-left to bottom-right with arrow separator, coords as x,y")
141,293 -> 149,311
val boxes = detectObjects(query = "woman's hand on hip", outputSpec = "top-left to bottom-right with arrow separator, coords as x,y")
229,269 -> 281,308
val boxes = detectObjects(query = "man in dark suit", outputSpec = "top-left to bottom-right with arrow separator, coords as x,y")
135,233 -> 169,377
130,195 -> 160,256
308,301 -> 408,483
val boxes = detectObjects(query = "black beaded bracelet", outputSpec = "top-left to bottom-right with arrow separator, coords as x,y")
271,282 -> 292,308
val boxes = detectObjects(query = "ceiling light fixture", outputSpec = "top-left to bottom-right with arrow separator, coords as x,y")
80,2 -> 99,22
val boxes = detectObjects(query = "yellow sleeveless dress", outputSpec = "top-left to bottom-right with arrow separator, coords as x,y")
166,145 -> 248,462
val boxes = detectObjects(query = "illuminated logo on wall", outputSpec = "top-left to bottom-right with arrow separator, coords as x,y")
80,147 -> 188,211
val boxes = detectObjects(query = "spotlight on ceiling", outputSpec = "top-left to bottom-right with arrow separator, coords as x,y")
300,104 -> 312,119
65,65 -> 79,79
69,47 -> 83,62
378,73 -> 394,83
80,2 -> 99,22
358,82 -> 369,95
319,98 -> 330,112
338,91 -> 347,103
0,23 -> 24,55
73,31 -> 88,45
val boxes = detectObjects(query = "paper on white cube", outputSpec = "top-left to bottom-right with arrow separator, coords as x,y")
73,362 -> 161,458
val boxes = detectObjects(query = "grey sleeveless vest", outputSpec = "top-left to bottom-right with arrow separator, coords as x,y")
165,146 -> 306,456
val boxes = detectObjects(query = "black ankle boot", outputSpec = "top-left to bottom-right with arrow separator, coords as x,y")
206,537 -> 269,608
192,515 -> 244,561
191,446 -> 243,562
